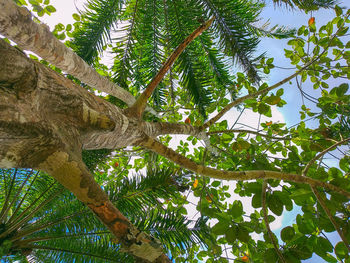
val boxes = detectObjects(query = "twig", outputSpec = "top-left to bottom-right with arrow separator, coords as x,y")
302,138 -> 350,176
311,186 -> 350,252
207,129 -> 290,140
261,181 -> 286,263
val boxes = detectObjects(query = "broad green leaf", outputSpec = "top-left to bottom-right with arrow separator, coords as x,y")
230,201 -> 244,218
281,226 -> 295,242
225,226 -> 237,243
212,222 -> 230,236
267,193 -> 283,216
335,242 -> 348,259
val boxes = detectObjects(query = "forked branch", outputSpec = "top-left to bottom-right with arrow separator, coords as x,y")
127,17 -> 215,118
311,187 -> 350,252
201,64 -> 313,130
302,137 -> 350,176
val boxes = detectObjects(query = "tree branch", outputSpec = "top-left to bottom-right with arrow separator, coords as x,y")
38,151 -> 170,262
301,137 -> 350,252
261,181 -> 286,263
201,12 -> 350,130
0,0 -> 137,106
207,129 -> 290,140
311,187 -> 350,252
302,137 -> 350,176
201,65 -> 311,130
139,135 -> 350,198
127,17 -> 215,118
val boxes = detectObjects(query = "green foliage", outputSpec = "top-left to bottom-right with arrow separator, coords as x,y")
70,0 -> 296,115
271,0 -> 337,11
8,0 -> 350,262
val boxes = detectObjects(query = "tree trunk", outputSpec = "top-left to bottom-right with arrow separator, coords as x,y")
0,38 -> 170,262
0,0 -> 136,106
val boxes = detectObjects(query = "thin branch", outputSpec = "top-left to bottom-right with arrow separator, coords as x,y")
207,129 -> 289,140
301,137 -> 350,252
302,138 -> 350,176
201,12 -> 350,130
311,187 -> 350,252
201,68 -> 306,130
139,135 -> 350,198
127,17 -> 215,118
261,181 -> 286,263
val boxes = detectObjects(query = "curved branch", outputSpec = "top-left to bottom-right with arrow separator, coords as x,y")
261,181 -> 286,263
139,135 -> 350,198
201,65 -> 311,130
302,137 -> 350,176
127,17 -> 215,118
311,187 -> 350,252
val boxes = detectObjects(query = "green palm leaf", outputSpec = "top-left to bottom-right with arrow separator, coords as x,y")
70,0 -> 125,65
270,0 -> 337,11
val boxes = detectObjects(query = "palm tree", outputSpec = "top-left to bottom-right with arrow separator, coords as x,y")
0,168 -> 212,262
70,0 -> 336,115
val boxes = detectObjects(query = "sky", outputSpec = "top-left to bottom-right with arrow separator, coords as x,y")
35,1 -> 348,262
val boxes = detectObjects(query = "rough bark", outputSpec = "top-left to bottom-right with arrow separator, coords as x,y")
0,39 -> 169,262
0,0 -> 136,106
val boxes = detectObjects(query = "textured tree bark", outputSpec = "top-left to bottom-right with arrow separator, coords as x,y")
0,39 -> 170,262
0,0 -> 136,106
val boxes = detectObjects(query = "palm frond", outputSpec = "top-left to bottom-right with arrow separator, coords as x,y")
70,0 -> 125,65
270,0 -> 337,11
194,0 -> 263,82
29,234 -> 132,263
0,169 -> 125,262
249,21 -> 296,39
132,209 -> 214,255
112,0 -> 140,91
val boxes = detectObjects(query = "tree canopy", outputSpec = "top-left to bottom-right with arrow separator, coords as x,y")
0,0 -> 349,262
